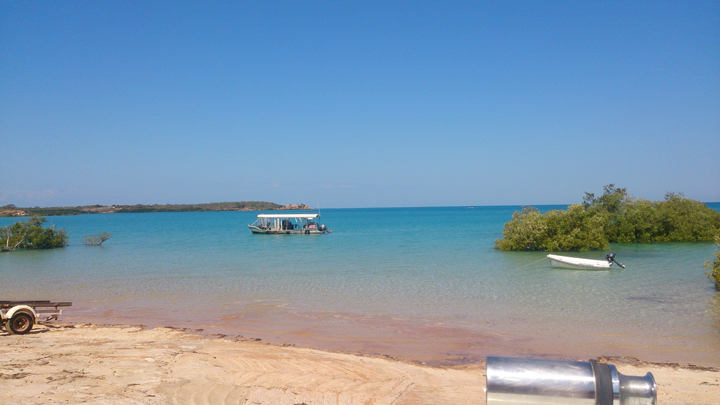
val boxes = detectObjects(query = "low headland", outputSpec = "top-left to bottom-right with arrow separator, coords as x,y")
0,201 -> 312,217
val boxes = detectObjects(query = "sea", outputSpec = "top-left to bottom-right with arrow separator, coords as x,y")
2,204 -> 719,366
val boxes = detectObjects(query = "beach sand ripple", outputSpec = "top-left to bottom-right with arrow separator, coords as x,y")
1,323 -> 717,404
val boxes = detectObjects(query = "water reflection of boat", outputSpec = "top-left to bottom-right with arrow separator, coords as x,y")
547,253 -> 625,269
248,213 -> 331,235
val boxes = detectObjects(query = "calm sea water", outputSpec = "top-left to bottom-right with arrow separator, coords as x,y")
2,205 -> 719,365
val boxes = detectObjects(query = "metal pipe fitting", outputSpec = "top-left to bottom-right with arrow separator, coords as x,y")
485,356 -> 656,405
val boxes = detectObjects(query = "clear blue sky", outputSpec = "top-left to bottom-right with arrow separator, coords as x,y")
1,1 -> 718,208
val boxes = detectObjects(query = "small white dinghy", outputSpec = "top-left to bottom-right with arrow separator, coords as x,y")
547,253 -> 625,270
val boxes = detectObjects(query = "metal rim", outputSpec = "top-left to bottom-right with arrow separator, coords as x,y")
9,312 -> 33,334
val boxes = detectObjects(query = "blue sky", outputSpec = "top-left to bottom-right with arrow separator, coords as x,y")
1,1 -> 718,208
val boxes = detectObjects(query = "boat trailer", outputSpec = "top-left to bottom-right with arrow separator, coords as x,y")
1,300 -> 72,335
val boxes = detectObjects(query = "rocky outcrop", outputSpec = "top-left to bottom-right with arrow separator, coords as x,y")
81,206 -> 121,214
0,209 -> 27,217
279,204 -> 313,210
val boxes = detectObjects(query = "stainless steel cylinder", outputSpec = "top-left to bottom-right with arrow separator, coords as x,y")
485,356 -> 656,405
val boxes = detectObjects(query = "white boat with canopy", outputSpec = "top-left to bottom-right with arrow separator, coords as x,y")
547,253 -> 625,270
248,213 -> 331,235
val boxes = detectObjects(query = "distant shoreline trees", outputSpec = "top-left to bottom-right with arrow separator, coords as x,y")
495,185 -> 720,251
0,216 -> 68,251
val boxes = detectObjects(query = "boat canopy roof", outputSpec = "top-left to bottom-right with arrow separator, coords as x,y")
256,214 -> 319,219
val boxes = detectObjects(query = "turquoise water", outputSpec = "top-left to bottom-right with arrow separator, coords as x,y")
2,205 -> 719,365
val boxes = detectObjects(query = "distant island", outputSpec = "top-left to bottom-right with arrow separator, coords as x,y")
0,202 -> 313,217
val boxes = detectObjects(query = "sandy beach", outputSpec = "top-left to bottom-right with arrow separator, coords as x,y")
1,323 -> 718,404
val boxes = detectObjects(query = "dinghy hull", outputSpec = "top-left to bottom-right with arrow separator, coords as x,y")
547,254 -> 612,270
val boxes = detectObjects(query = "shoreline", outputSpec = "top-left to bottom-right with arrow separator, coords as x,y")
91,320 -> 720,371
63,302 -> 720,369
2,321 -> 719,404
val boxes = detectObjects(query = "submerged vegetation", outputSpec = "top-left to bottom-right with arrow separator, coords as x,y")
83,232 -> 113,246
0,216 -> 68,251
495,185 -> 720,251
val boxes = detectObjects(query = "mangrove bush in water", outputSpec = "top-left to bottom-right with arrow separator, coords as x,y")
83,232 -> 112,246
0,216 -> 68,251
494,185 -> 720,251
706,235 -> 720,291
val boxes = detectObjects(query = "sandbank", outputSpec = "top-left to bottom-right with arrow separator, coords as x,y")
1,323 -> 718,404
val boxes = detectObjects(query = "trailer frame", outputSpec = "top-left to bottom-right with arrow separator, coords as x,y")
0,300 -> 72,335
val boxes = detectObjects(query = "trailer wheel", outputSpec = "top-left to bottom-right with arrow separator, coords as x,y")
6,312 -> 33,335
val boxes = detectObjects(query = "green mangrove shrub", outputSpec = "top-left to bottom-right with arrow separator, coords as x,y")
494,204 -> 609,251
705,235 -> 720,291
0,215 -> 68,251
495,185 -> 720,251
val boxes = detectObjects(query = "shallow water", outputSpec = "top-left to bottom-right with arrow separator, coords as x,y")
2,205 -> 719,365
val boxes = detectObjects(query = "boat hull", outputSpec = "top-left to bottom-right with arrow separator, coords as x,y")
248,225 -> 327,235
547,254 -> 611,270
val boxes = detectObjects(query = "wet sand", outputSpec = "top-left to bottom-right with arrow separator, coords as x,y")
1,322 -> 719,404
65,300 -> 720,368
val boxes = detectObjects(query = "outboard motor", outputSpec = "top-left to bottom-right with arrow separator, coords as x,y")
319,224 -> 327,232
486,356 -> 656,405
605,253 -> 626,268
